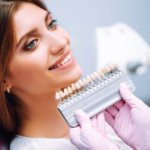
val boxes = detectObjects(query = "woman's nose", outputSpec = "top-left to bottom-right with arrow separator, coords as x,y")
46,32 -> 68,55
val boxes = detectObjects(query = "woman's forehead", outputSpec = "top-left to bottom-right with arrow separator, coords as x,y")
14,2 -> 47,41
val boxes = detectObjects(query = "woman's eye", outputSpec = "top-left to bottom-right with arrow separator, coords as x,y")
48,20 -> 57,29
24,40 -> 37,51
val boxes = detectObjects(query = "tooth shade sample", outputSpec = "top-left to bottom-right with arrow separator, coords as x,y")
56,92 -> 60,99
64,88 -> 68,95
78,80 -> 84,86
109,64 -> 114,70
75,83 -> 80,89
83,78 -> 88,85
94,72 -> 99,78
72,84 -> 76,90
59,91 -> 65,98
68,87 -> 72,94
101,68 -> 106,74
105,66 -> 111,72
90,74 -> 96,80
87,76 -> 91,82
98,70 -> 104,76
113,63 -> 117,68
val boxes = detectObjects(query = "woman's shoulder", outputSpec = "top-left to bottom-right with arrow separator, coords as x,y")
10,135 -> 77,150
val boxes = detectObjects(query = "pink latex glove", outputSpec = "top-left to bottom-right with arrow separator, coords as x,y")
104,82 -> 150,150
69,110 -> 119,150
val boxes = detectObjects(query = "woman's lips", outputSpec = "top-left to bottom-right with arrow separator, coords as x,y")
49,54 -> 76,71
49,48 -> 71,69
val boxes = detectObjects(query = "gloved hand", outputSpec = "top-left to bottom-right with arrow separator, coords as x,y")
104,82 -> 150,150
69,110 -> 119,150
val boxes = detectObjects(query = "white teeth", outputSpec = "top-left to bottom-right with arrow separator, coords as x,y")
50,53 -> 71,70
75,83 -> 80,89
60,91 -> 65,98
83,78 -> 88,85
101,68 -> 106,74
72,84 -> 76,90
87,76 -> 91,82
90,74 -> 96,80
67,54 -> 71,60
94,72 -> 99,78
64,88 -> 68,95
105,66 -> 110,72
98,70 -> 104,76
61,61 -> 65,65
64,58 -> 68,63
58,54 -> 71,66
113,63 -> 117,68
78,80 -> 84,86
56,92 -> 60,99
68,87 -> 72,94
109,64 -> 114,70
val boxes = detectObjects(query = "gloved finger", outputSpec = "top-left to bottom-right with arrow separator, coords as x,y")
120,82 -> 143,108
91,115 -> 98,127
69,126 -> 81,146
97,112 -> 106,135
103,110 -> 115,128
75,109 -> 91,129
106,105 -> 119,118
114,103 -> 131,135
113,100 -> 125,110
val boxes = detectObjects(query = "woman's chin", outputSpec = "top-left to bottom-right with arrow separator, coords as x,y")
61,64 -> 82,87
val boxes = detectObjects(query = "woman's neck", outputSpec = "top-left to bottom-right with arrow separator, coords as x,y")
17,90 -> 69,139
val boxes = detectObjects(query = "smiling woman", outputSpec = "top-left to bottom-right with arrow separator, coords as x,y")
0,0 -> 82,150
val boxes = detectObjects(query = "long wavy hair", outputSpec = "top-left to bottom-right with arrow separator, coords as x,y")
0,0 -> 47,144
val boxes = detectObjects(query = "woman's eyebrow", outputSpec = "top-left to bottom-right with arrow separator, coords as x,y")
17,11 -> 51,48
17,28 -> 38,48
45,11 -> 51,23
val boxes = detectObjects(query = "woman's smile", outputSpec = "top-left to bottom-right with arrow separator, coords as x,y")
48,48 -> 76,71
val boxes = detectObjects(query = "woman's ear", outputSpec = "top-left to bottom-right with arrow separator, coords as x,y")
3,79 -> 12,93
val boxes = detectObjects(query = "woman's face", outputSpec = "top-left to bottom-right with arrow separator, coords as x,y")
7,2 -> 82,95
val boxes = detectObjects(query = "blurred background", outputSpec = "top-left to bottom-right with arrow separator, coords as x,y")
43,0 -> 150,106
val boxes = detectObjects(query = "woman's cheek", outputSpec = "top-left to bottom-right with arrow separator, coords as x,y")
8,52 -> 47,85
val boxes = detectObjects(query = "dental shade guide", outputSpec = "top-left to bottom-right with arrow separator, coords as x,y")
55,63 -> 136,127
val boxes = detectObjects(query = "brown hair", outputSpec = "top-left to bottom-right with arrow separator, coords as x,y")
0,0 -> 47,135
